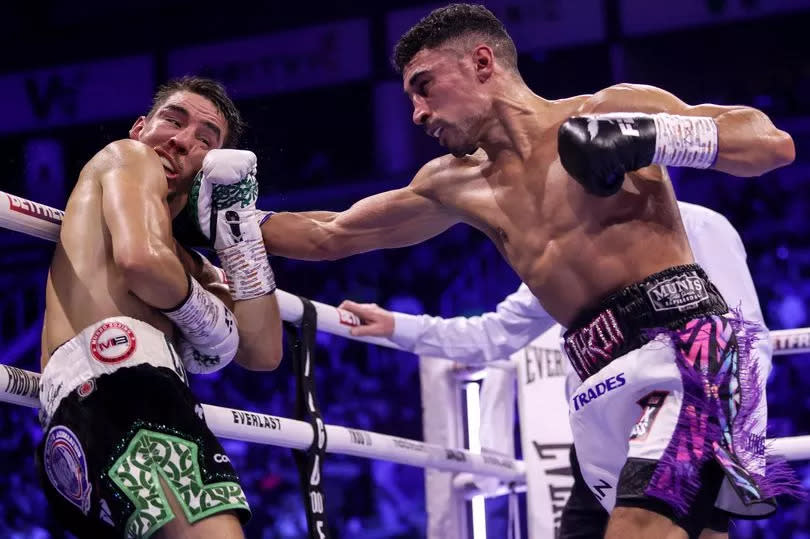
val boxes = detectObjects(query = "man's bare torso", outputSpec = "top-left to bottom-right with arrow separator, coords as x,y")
43,157 -> 175,367
418,96 -> 694,326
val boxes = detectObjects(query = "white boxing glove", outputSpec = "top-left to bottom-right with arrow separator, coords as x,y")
162,274 -> 239,374
176,337 -> 229,375
187,149 -> 276,300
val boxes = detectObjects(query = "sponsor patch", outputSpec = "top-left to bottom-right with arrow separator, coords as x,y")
572,373 -> 626,411
214,453 -> 231,463
44,426 -> 92,514
563,309 -> 624,380
645,272 -> 709,312
630,391 -> 668,442
77,380 -> 95,399
90,322 -> 136,364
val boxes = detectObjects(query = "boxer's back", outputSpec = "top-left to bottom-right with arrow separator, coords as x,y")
43,157 -> 174,365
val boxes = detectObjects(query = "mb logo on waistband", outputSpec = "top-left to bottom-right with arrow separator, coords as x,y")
645,272 -> 709,312
90,322 -> 137,364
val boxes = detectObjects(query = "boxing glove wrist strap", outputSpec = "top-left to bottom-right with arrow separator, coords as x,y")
161,274 -> 239,362
651,114 -> 718,169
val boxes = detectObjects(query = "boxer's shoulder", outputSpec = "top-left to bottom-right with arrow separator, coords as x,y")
574,83 -> 656,114
411,150 -> 488,196
550,93 -> 593,118
97,139 -> 158,164
81,139 -> 161,180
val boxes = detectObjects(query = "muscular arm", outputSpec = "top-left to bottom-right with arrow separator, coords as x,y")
97,139 -> 189,309
261,163 -> 460,260
177,245 -> 282,371
582,83 -> 794,177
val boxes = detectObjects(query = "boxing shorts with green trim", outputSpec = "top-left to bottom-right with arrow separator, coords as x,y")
37,316 -> 251,538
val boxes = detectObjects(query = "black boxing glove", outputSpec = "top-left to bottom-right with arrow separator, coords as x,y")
558,113 -> 718,197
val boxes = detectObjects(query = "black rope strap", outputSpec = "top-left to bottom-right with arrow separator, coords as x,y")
286,297 -> 331,539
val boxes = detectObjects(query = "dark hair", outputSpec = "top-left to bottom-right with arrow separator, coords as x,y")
392,4 -> 518,74
147,76 -> 245,148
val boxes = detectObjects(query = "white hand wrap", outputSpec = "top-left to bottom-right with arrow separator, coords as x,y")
162,274 -> 239,373
652,114 -> 718,169
189,149 -> 276,300
217,221 -> 276,300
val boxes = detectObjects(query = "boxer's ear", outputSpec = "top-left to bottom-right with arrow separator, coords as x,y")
129,116 -> 146,140
472,44 -> 494,83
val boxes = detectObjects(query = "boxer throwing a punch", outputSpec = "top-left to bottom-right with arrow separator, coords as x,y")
198,5 -> 797,538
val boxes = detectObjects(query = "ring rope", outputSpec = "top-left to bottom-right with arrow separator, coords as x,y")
2,190 -> 810,356
0,364 -> 525,481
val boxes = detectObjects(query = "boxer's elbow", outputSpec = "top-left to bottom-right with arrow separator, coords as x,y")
770,128 -> 795,170
726,128 -> 795,177
750,112 -> 795,175
236,343 -> 282,371
114,244 -> 167,283
747,129 -> 795,177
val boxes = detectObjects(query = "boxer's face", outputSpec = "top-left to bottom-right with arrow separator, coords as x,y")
129,91 -> 227,196
403,47 -> 488,157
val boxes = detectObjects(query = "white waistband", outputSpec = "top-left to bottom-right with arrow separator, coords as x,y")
39,316 -> 187,427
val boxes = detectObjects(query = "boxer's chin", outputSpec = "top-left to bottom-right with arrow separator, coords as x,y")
450,143 -> 478,158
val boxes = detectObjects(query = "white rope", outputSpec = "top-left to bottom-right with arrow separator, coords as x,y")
3,359 -> 808,494
0,364 -> 525,481
6,190 -> 808,363
770,436 -> 810,462
772,328 -> 810,356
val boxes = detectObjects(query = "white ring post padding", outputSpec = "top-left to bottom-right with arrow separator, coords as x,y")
422,357 -> 471,539
0,364 -> 525,481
